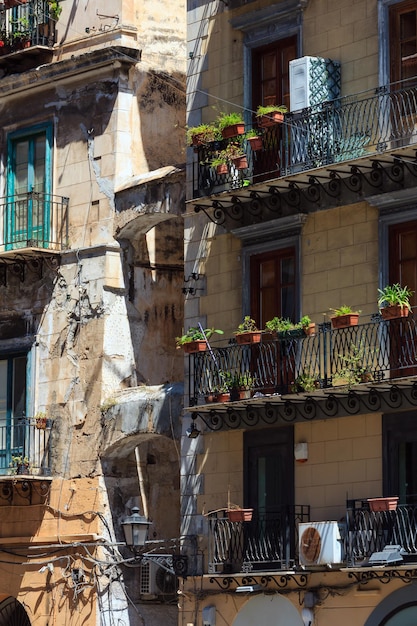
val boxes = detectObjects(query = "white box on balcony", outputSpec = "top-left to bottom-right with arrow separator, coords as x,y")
299,521 -> 343,566
289,56 -> 341,112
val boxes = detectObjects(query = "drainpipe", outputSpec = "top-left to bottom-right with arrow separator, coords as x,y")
135,445 -> 149,519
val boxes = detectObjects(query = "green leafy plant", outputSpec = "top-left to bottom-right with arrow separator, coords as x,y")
333,342 -> 374,388
235,316 -> 258,334
210,155 -> 228,169
300,315 -> 312,328
175,326 -> 223,347
255,104 -> 287,117
9,455 -> 31,475
291,372 -> 319,393
245,128 -> 261,139
216,111 -> 244,132
330,305 -> 360,317
377,283 -> 413,310
48,0 -> 62,19
222,141 -> 245,161
186,123 -> 221,146
265,317 -> 295,333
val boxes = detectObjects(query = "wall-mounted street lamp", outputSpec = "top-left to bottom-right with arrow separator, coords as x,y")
121,506 -> 151,557
186,420 -> 201,439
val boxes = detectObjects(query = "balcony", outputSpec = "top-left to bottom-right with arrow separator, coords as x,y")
190,80 -> 417,226
208,506 -> 310,574
0,417 -> 53,476
188,313 -> 417,428
0,0 -> 55,72
0,417 -> 53,505
0,191 -> 69,257
207,502 -> 417,577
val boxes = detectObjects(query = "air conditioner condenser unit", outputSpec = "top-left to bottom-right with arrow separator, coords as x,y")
299,521 -> 343,566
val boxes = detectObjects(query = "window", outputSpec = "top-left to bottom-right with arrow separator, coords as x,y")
0,354 -> 27,473
6,123 -> 52,249
389,0 -> 417,84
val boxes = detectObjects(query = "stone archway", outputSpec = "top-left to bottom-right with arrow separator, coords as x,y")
0,597 -> 31,626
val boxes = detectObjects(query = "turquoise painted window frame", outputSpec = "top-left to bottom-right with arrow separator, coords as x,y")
0,352 -> 28,473
5,122 -> 53,250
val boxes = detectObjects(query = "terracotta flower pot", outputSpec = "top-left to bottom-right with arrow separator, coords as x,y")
247,136 -> 263,151
183,340 -> 207,354
216,163 -> 228,175
368,497 -> 398,512
227,508 -> 253,522
231,155 -> 248,170
380,305 -> 410,320
258,111 -> 285,128
304,323 -> 316,336
235,331 -> 262,345
331,313 -> 359,329
221,123 -> 245,139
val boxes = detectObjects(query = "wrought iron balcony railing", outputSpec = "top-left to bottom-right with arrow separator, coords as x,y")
207,501 -> 417,574
192,79 -> 417,198
0,0 -> 56,54
189,313 -> 417,404
208,506 -> 310,574
0,192 -> 69,252
346,500 -> 417,565
0,417 -> 53,477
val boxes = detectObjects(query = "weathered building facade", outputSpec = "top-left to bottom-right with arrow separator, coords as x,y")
181,0 -> 417,624
0,1 -> 185,625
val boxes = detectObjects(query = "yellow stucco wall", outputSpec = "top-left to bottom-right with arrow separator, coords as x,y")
0,477 -> 103,625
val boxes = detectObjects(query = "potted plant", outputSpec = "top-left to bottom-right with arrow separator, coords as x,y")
234,316 -> 261,345
223,141 -> 248,170
367,496 -> 398,512
290,371 -> 319,393
245,128 -> 263,151
9,455 -> 31,475
227,504 -> 253,522
256,104 -> 287,128
333,342 -> 373,388
300,315 -> 316,336
330,305 -> 360,329
229,371 -> 256,400
210,155 -> 228,175
34,411 -> 49,429
265,316 -> 303,338
216,111 -> 245,139
175,326 -> 223,353
378,283 -> 413,319
186,123 -> 221,147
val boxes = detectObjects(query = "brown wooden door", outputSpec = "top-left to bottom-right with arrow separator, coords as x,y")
389,1 -> 417,85
388,220 -> 417,377
250,247 -> 297,328
251,37 -> 297,180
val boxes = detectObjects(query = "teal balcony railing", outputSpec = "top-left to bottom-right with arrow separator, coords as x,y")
0,192 -> 69,252
192,79 -> 417,198
189,313 -> 417,404
0,417 -> 53,477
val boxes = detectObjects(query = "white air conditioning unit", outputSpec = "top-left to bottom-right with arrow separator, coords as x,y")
298,521 -> 343,566
140,559 -> 177,598
289,56 -> 341,112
